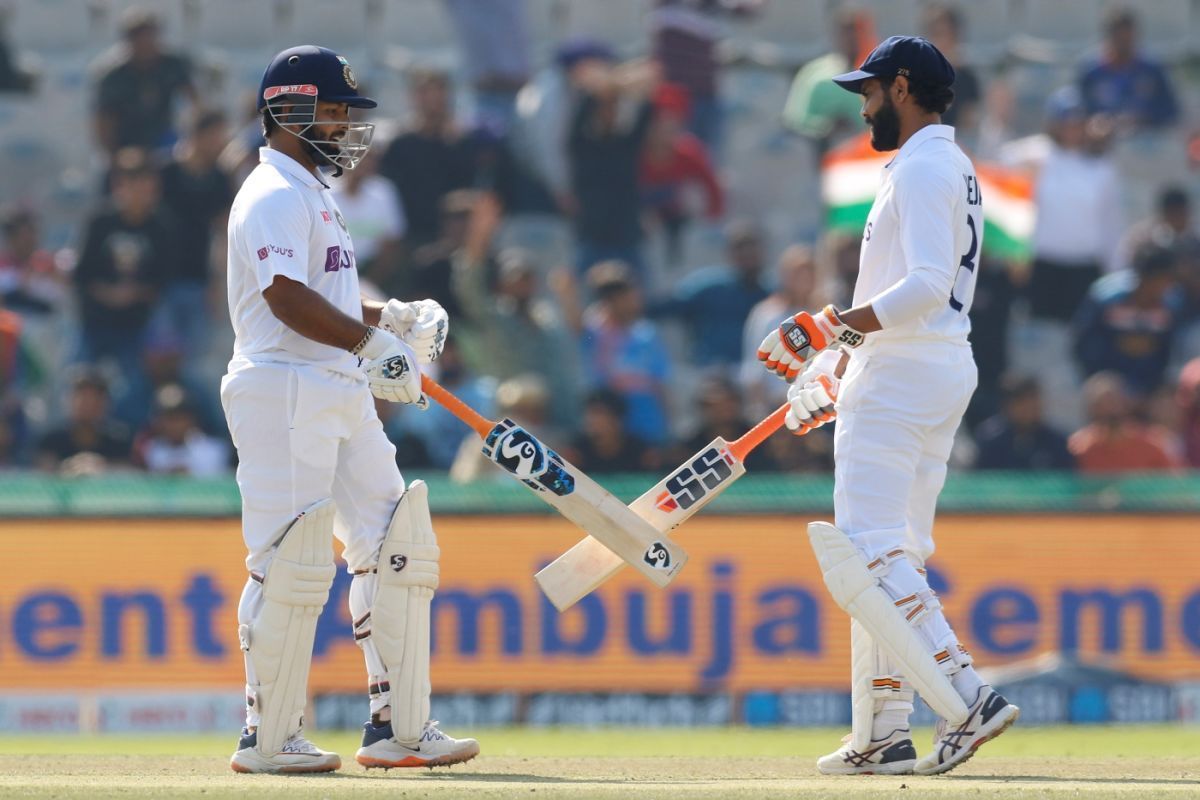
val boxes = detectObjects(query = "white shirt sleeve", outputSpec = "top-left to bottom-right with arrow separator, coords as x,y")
871,164 -> 958,329
237,187 -> 311,293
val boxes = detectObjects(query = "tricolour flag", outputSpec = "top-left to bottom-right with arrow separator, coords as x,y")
821,133 -> 1034,262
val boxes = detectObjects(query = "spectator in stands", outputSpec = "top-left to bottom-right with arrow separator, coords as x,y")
0,207 -> 63,317
381,67 -> 523,247
649,0 -> 761,153
1021,87 -> 1122,431
135,384 -> 228,477
781,7 -> 871,158
819,229 -> 862,310
1069,371 -> 1182,472
380,67 -> 476,248
678,373 -> 778,472
741,244 -> 817,419
974,375 -> 1073,471
567,388 -> 658,473
74,148 -> 175,426
965,255 -> 1019,429
92,7 -> 195,155
0,9 -> 34,94
639,82 -> 724,269
649,219 -> 768,370
0,297 -> 30,463
1073,241 -> 1183,397
442,0 -> 531,134
155,109 -> 232,364
1117,185 -> 1198,272
580,260 -> 671,445
922,3 -> 981,139
512,39 -> 616,217
451,192 -> 581,429
35,368 -> 132,474
406,189 -> 478,320
1178,357 -> 1200,467
331,149 -> 406,293
1077,7 -> 1180,134
569,58 -> 659,278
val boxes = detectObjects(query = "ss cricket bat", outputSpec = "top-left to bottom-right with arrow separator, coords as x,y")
535,402 -> 791,610
420,375 -> 687,588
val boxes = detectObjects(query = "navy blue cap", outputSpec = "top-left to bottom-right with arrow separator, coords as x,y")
832,35 -> 955,94
259,45 -> 376,110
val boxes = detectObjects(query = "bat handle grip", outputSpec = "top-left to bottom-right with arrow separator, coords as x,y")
420,374 -> 494,439
728,403 -> 790,461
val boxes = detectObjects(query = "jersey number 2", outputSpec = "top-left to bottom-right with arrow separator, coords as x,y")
949,215 -> 978,312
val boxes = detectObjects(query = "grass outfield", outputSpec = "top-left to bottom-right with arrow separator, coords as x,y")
0,726 -> 1198,799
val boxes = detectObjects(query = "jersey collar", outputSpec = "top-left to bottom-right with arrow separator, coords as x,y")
889,123 -> 955,167
259,147 -> 328,189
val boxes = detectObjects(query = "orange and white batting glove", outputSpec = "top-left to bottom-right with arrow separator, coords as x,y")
757,305 -> 864,382
785,373 -> 839,435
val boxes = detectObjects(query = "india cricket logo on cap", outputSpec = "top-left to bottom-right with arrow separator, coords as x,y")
337,54 -> 358,89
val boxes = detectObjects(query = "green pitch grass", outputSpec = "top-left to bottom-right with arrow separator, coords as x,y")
0,726 -> 1197,799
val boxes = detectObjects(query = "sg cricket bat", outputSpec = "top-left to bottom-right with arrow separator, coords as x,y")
420,375 -> 687,588
535,402 -> 791,610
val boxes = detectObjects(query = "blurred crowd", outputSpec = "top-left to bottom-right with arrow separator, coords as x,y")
0,0 -> 1199,479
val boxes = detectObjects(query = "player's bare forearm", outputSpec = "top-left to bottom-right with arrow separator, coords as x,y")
837,304 -> 884,334
262,274 -> 368,351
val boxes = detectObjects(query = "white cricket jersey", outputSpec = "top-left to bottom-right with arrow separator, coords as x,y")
226,148 -> 362,377
855,124 -> 983,349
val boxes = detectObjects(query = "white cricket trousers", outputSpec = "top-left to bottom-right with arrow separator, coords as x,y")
220,359 -> 404,574
833,343 -> 976,563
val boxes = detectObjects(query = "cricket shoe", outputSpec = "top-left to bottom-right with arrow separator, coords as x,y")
914,687 -> 1020,775
230,728 -> 341,774
816,729 -> 917,775
356,719 -> 480,769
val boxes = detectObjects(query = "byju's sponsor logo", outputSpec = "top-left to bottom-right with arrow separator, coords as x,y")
324,246 -> 355,272
257,244 -> 294,261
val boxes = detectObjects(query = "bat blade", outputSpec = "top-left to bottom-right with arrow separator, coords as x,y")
535,403 -> 792,611
535,437 -> 744,610
482,418 -> 687,587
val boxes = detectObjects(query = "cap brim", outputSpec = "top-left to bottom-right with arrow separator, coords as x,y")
326,94 -> 377,109
831,69 -> 876,93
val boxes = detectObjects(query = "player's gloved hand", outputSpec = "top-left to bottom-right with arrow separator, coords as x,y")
356,327 -> 428,407
785,373 -> 839,435
379,298 -> 448,365
758,305 -> 864,382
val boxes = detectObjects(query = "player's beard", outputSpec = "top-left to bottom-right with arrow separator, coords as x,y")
867,94 -> 901,152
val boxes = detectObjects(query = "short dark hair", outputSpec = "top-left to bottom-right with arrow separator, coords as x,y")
111,147 -> 157,179
585,388 -> 626,418
1159,185 -> 1190,214
923,3 -> 963,36
1000,373 -> 1040,403
1131,242 -> 1178,278
190,108 -> 227,137
882,74 -> 955,116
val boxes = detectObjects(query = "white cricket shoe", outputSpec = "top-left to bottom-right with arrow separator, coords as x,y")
356,719 -> 480,769
230,728 -> 342,774
816,729 -> 917,775
914,686 -> 1020,775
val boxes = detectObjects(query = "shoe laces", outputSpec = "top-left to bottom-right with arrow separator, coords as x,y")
280,732 -> 320,755
420,720 -> 450,742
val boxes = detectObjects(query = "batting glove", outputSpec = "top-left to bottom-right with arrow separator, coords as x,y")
380,298 -> 449,365
758,305 -> 864,382
357,327 -> 428,407
785,373 -> 839,435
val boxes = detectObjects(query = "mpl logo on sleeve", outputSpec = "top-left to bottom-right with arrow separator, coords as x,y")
324,245 -> 355,272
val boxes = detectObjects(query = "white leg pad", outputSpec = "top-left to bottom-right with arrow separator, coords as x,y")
350,480 -> 439,743
239,499 -> 336,756
809,521 -> 968,727
850,620 -> 914,751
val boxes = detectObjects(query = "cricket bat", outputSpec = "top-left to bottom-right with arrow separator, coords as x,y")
535,402 -> 791,610
420,375 -> 687,588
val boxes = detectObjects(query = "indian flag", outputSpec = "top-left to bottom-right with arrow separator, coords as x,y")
821,133 -> 1034,262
